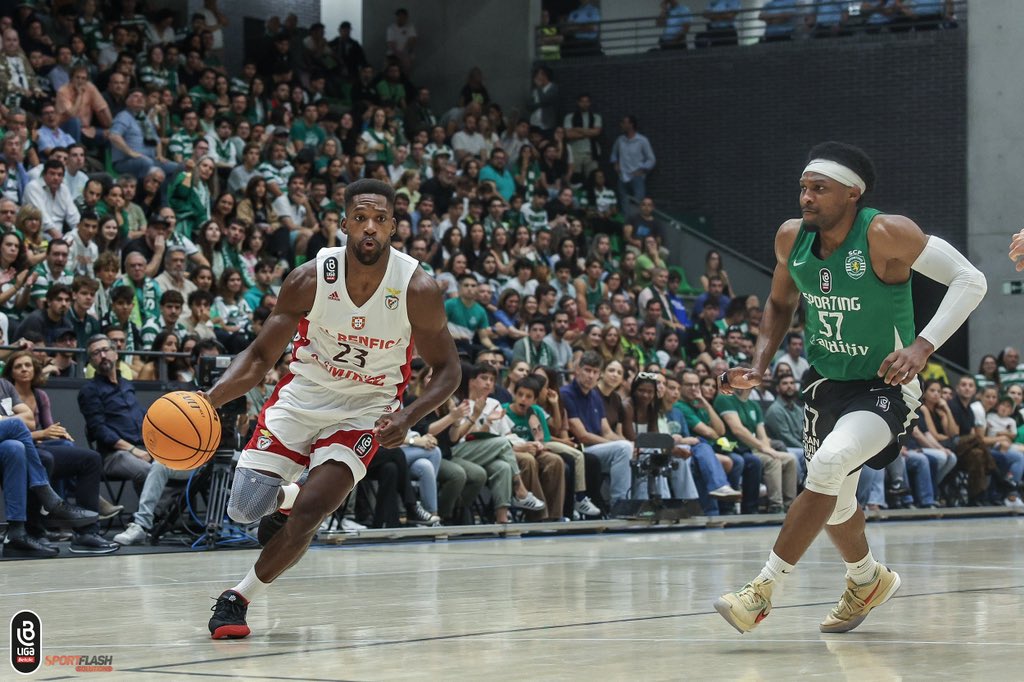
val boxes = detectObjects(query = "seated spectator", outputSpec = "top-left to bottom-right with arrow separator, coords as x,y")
3,350 -> 118,554
448,364 -> 545,523
108,88 -> 181,181
64,209 -> 99,277
16,205 -> 48,268
155,246 -> 198,317
680,370 -> 762,514
136,329 -> 188,381
714,379 -> 798,513
23,158 -> 80,240
77,334 -> 152,496
626,372 -> 699,502
55,65 -> 112,146
444,273 -> 496,356
16,283 -> 72,344
561,351 -> 633,510
502,376 -> 567,521
763,373 -> 808,484
811,0 -> 851,38
916,379 -> 959,497
67,275 -> 101,348
760,0 -> 802,42
29,239 -> 74,309
512,315 -> 557,368
115,251 -> 163,326
140,290 -> 186,348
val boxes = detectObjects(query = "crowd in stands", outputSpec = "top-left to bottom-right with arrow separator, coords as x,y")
0,1 -> 1014,559
539,0 -> 960,56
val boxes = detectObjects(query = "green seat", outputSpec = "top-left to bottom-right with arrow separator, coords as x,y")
669,265 -> 701,296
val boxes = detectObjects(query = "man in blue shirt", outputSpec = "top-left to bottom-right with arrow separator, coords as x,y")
478,149 -> 515,201
760,0 -> 801,42
564,0 -> 602,56
696,0 -> 741,47
609,115 -> 656,204
560,351 -> 632,509
77,334 -> 151,496
108,88 -> 181,181
658,1 -> 693,49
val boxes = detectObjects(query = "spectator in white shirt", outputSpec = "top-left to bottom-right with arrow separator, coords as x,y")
386,8 -> 418,73
64,144 -> 89,199
63,209 -> 99,277
451,114 -> 487,163
22,159 -> 80,239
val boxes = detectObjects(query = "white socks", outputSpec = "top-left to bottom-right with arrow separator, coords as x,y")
232,566 -> 271,603
845,550 -> 878,585
758,551 -> 795,585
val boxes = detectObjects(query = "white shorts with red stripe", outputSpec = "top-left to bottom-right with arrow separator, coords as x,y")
238,372 -> 383,484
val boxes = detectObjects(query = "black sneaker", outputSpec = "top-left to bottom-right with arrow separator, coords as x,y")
4,534 -> 59,558
69,532 -> 121,555
257,511 -> 289,547
45,501 -> 100,528
209,590 -> 251,639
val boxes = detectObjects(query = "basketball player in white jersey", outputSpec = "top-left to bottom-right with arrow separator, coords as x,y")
203,179 -> 462,639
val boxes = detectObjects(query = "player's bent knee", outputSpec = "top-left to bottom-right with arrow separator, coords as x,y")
827,497 -> 859,526
805,432 -> 860,497
228,467 -> 285,524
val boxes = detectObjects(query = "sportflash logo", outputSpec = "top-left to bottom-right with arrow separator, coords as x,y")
10,610 -> 40,675
44,655 -> 114,673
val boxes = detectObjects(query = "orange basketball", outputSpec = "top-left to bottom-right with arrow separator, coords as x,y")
142,391 -> 222,470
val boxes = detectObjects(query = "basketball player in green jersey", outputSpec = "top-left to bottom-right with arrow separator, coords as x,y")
714,142 -> 987,635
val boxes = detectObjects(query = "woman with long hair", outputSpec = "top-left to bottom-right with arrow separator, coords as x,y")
570,324 -> 604,373
586,232 -> 618,274
169,155 -> 216,239
395,169 -> 422,207
361,107 -> 394,163
0,232 -> 32,319
94,215 -> 125,256
461,157 -> 481,184
701,249 -> 735,297
438,226 -> 464,268
489,225 -> 514,278
209,191 -> 236,232
2,349 -> 123,543
14,205 -> 47,266
551,236 -> 581,275
509,224 -> 538,263
975,354 -> 1001,392
493,289 -> 528,350
512,144 -> 541,196
503,361 -> 532,395
194,220 -> 226,278
517,294 -> 539,330
96,182 -> 128,238
247,76 -> 268,123
474,253 -> 502,293
212,267 -> 252,336
236,176 -> 281,234
434,252 -> 470,298
464,222 -> 488,272
239,228 -> 268,287
618,250 -> 638,293
657,330 -> 686,369
190,264 -> 216,295
596,360 -> 632,440
136,330 -> 189,381
913,378 -> 959,501
598,325 -> 623,364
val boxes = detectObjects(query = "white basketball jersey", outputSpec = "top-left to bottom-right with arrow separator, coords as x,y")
290,246 -> 418,412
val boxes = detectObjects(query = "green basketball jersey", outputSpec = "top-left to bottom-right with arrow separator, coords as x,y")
787,207 -> 916,381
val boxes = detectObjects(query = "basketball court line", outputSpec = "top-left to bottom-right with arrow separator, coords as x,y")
33,582 -> 1022,680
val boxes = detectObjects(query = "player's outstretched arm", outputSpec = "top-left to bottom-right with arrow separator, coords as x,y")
721,220 -> 801,394
871,215 -> 987,385
206,262 -> 316,408
374,270 -> 462,448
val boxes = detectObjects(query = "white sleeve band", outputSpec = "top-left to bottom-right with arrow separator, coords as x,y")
910,236 -> 987,350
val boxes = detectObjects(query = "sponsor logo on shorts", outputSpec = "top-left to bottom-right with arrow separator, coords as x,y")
876,396 -> 890,411
845,249 -> 866,280
324,256 -> 338,284
384,294 -> 399,310
354,433 -> 374,458
328,291 -> 340,301
819,268 -> 832,294
352,316 -> 365,330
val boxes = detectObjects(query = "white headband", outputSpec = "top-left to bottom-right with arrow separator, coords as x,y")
803,159 -> 866,194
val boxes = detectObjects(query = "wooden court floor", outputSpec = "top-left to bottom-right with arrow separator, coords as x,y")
3,517 -> 1023,681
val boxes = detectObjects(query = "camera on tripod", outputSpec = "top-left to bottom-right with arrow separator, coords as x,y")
635,432 -> 679,485
197,355 -> 247,453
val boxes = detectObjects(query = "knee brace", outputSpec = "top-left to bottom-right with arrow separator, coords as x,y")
805,431 -> 860,497
228,467 -> 284,524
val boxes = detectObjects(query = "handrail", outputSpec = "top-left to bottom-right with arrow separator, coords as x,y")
538,0 -> 966,58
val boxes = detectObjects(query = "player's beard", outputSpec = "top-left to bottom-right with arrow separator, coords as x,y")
353,238 -> 386,265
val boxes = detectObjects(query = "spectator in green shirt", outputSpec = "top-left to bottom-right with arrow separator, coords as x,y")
714,384 -> 797,513
443,273 -> 495,356
290,102 -> 326,153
